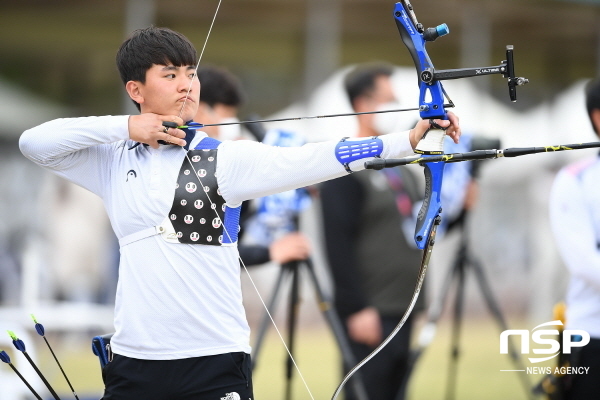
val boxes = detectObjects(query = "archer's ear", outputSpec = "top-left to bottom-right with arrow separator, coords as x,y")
352,96 -> 367,113
125,81 -> 144,105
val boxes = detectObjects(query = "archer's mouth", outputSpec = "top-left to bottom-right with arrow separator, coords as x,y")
179,96 -> 195,104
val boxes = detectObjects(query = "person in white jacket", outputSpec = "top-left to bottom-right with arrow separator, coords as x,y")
549,78 -> 600,399
19,26 -> 460,400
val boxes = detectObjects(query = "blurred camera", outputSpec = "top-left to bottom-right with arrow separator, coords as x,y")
470,137 -> 501,178
470,137 -> 501,152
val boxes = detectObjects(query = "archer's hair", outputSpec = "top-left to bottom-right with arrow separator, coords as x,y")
116,27 -> 197,110
198,66 -> 245,108
585,78 -> 600,134
344,62 -> 394,110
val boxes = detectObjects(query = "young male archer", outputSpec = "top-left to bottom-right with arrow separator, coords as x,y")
20,27 -> 460,399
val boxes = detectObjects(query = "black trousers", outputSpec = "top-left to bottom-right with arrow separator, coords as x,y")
101,352 -> 253,400
344,315 -> 413,400
566,338 -> 600,400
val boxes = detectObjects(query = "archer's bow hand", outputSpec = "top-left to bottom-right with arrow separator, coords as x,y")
408,111 -> 461,149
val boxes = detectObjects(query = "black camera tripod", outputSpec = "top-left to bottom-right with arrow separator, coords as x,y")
250,255 -> 370,400
241,118 -> 368,400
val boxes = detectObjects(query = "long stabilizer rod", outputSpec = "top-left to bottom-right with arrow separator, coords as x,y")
365,141 -> 600,170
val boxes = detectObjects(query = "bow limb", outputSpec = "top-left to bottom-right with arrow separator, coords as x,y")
331,3 -> 448,398
330,216 -> 440,400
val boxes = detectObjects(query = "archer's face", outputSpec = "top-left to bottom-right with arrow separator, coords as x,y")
133,64 -> 200,122
370,75 -> 397,108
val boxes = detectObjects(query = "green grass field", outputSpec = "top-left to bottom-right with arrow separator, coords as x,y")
34,316 -> 550,400
250,317 -> 543,400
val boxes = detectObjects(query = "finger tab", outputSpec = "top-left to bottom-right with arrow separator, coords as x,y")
162,121 -> 178,129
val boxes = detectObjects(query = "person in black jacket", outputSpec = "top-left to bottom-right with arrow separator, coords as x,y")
320,63 -> 425,400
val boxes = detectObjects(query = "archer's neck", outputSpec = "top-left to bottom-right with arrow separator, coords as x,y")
357,123 -> 379,138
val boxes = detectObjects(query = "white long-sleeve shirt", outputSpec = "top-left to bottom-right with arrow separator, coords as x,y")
20,115 -> 414,360
549,154 -> 600,338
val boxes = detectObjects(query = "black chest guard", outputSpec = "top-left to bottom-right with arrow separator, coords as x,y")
167,139 -> 240,246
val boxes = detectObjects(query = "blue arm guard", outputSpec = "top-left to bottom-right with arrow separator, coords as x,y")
335,136 -> 384,173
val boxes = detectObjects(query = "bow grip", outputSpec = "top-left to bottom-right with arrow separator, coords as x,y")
414,122 -> 446,155
413,121 -> 446,249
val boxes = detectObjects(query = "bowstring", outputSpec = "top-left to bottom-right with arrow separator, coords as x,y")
183,155 -> 316,400
177,0 -> 221,120
174,2 -> 316,399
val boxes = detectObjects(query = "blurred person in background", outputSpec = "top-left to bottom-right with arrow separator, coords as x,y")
320,63 -> 471,400
19,26 -> 460,399
0,144 -> 45,305
195,65 -> 311,267
549,78 -> 600,399
41,175 -> 116,303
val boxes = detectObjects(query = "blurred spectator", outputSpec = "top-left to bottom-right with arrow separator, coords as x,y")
194,66 -> 311,266
320,63 -> 470,400
40,174 -> 116,303
320,63 -> 424,400
0,142 -> 43,305
549,78 -> 600,399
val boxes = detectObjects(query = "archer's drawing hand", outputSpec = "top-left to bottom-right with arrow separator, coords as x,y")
128,114 -> 186,149
347,307 -> 382,348
408,111 -> 461,149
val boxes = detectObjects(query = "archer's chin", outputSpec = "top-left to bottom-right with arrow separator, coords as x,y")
179,104 -> 199,122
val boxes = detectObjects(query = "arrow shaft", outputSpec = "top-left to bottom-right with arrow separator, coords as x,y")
23,352 -> 61,400
187,106 -> 422,128
9,363 -> 43,400
43,336 -> 79,399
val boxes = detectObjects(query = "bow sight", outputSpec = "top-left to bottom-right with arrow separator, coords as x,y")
395,0 -> 528,120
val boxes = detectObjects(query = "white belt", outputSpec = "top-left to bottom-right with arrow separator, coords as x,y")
119,225 -> 165,247
118,219 -> 237,247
